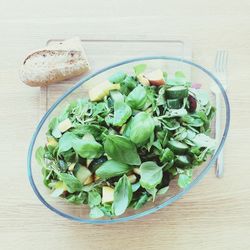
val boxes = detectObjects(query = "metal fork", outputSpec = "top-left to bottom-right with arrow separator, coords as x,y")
213,50 -> 228,178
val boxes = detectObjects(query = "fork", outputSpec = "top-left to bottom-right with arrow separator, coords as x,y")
213,50 -> 228,178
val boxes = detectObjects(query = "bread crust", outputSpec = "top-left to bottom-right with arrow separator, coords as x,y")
20,38 -> 90,86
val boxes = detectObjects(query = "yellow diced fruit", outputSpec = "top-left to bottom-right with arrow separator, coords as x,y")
145,69 -> 165,86
127,174 -> 137,184
75,166 -> 92,184
68,163 -> 76,171
102,186 -> 114,204
57,118 -> 72,133
88,80 -> 120,101
47,137 -> 58,147
137,74 -> 150,86
83,175 -> 94,185
94,174 -> 100,182
133,168 -> 140,175
86,159 -> 92,168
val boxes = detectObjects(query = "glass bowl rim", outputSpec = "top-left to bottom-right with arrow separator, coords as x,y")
27,56 -> 230,224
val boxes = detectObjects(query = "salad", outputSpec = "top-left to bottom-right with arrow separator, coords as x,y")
35,64 -> 216,218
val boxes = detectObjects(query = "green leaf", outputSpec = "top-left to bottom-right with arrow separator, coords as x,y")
129,112 -> 155,144
132,182 -> 140,192
123,76 -> 137,89
109,71 -> 127,83
113,101 -> 132,126
112,175 -> 132,216
134,193 -> 148,210
88,190 -> 102,207
73,134 -> 103,159
110,90 -> 124,102
193,133 -> 216,149
59,173 -> 82,193
66,192 -> 87,204
178,170 -> 193,188
58,132 -> 76,154
126,85 -> 147,109
96,160 -> 133,179
160,148 -> 174,163
35,146 -> 46,168
140,161 -> 163,190
175,71 -> 186,83
146,187 -> 157,201
104,134 -> 141,165
89,206 -> 105,218
157,186 -> 169,195
71,124 -> 107,140
51,181 -> 66,197
162,108 -> 188,118
134,64 -> 147,76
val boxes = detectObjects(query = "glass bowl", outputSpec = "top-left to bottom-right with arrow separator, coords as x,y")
27,56 -> 230,224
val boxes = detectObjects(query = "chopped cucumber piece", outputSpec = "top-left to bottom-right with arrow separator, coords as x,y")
168,140 -> 189,154
165,86 -> 188,99
175,155 -> 191,167
167,98 -> 183,109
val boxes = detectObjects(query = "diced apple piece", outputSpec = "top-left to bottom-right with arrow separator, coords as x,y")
57,118 -> 72,133
145,69 -> 165,86
88,80 -> 120,101
47,137 -> 58,148
75,166 -> 92,184
68,162 -> 76,171
137,74 -> 150,86
133,168 -> 140,175
86,159 -> 92,168
94,174 -> 100,182
83,175 -> 94,185
127,174 -> 137,184
102,186 -> 114,204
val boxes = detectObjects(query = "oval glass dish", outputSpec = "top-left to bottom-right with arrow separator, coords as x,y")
27,56 -> 230,224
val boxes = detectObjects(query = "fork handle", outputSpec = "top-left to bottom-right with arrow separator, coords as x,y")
215,92 -> 224,178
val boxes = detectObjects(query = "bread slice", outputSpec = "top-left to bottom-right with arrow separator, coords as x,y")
20,37 -> 90,86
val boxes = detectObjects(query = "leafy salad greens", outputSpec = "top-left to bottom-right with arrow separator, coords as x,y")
35,64 -> 216,218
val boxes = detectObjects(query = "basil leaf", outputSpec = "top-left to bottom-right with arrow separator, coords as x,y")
140,161 -> 163,190
88,190 -> 102,207
134,64 -> 147,76
71,124 -> 107,140
104,134 -> 141,165
157,186 -> 169,195
96,160 -> 133,179
126,85 -> 147,109
160,148 -> 174,163
193,133 -> 216,149
146,187 -> 157,201
129,112 -> 155,144
113,101 -> 132,126
134,193 -> 148,210
73,135 -> 103,159
67,192 -> 87,204
59,173 -> 82,193
112,175 -> 132,216
132,182 -> 140,192
123,76 -> 137,89
178,170 -> 193,188
35,146 -> 46,168
109,71 -> 127,83
89,206 -> 105,218
58,132 -> 77,154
